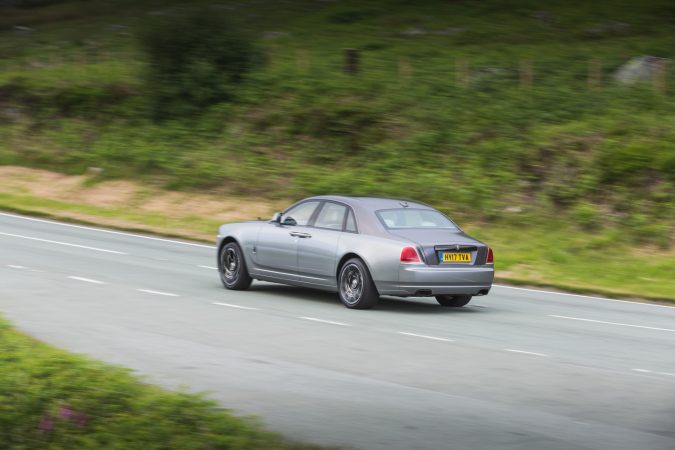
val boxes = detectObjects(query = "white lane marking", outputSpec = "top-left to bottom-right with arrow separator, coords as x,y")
198,265 -> 218,270
633,368 -> 675,377
549,315 -> 675,333
505,349 -> 549,357
1,213 -> 671,308
0,212 -> 213,249
67,276 -> 106,285
398,332 -> 454,342
7,264 -> 27,269
212,302 -> 260,311
0,231 -> 127,254
298,316 -> 351,327
137,289 -> 179,297
495,284 -> 674,309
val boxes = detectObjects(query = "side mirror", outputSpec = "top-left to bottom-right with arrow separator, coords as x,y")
271,212 -> 281,223
282,217 -> 297,226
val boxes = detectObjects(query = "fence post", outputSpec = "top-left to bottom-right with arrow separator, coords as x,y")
588,58 -> 602,90
296,49 -> 310,72
398,58 -> 412,80
520,60 -> 533,89
456,59 -> 469,87
344,48 -> 359,75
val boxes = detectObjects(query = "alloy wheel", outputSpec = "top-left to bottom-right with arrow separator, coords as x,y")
341,263 -> 363,305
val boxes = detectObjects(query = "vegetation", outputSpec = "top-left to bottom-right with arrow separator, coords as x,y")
0,0 -> 673,296
0,316 -> 322,450
139,8 -> 258,119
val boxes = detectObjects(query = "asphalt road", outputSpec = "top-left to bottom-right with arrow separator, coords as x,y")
1,211 -> 674,450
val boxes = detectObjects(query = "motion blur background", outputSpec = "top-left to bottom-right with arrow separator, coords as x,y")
0,0 -> 673,299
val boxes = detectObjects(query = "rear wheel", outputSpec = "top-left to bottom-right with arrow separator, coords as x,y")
435,295 -> 472,307
338,258 -> 379,309
219,242 -> 252,290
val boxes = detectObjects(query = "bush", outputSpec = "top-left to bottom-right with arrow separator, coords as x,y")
572,203 -> 602,231
139,8 -> 258,120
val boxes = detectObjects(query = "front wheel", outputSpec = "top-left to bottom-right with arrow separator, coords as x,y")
219,242 -> 252,290
435,295 -> 472,307
338,258 -> 379,309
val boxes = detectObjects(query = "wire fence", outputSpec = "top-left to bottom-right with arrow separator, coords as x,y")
2,47 -> 672,95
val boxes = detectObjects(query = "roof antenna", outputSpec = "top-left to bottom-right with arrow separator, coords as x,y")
400,201 -> 409,208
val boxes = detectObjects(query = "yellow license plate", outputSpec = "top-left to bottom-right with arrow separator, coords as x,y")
442,252 -> 471,263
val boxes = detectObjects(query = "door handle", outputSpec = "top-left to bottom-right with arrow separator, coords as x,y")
289,232 -> 312,238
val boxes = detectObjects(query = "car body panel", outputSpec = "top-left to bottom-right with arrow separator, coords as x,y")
217,195 -> 494,298
254,221 -> 300,276
297,227 -> 342,287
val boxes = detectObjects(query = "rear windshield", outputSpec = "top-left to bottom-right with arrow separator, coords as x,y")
376,208 -> 458,230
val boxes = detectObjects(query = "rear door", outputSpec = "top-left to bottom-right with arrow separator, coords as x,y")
254,201 -> 320,280
297,201 -> 349,288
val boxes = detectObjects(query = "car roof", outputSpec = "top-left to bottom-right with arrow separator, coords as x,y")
304,195 -> 433,210
285,195 -> 440,237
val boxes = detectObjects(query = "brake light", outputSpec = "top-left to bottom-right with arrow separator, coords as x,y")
400,246 -> 421,263
486,247 -> 494,264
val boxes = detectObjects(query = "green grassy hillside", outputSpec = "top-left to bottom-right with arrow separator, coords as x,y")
0,0 -> 673,298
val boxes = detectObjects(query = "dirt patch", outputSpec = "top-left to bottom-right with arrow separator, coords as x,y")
0,166 -> 283,225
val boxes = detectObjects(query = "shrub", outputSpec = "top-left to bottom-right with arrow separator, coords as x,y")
139,8 -> 258,120
572,203 -> 602,231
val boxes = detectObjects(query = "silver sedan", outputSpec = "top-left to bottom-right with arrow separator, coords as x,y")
216,196 -> 494,309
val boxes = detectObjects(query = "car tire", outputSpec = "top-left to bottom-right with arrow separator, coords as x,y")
435,295 -> 472,307
219,242 -> 252,290
338,258 -> 379,309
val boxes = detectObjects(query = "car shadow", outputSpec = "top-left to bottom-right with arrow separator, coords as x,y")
376,296 -> 484,314
247,283 -> 485,314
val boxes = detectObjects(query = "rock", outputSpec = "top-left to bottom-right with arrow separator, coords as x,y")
584,20 -> 630,38
470,67 -> 516,83
87,167 -> 104,176
431,27 -> 464,36
1,107 -> 21,120
613,56 -> 669,84
400,27 -> 426,37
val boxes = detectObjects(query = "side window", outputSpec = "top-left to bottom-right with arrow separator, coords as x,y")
314,202 -> 347,230
345,209 -> 357,233
282,201 -> 319,226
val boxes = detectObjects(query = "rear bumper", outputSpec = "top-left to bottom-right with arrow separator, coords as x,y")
376,264 -> 494,297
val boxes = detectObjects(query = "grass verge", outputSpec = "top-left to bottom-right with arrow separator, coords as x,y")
0,316 -> 323,450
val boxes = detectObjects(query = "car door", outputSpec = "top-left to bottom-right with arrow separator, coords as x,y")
253,200 -> 320,281
297,201 -> 348,288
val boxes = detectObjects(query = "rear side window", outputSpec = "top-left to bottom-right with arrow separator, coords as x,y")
314,202 -> 347,230
345,209 -> 357,233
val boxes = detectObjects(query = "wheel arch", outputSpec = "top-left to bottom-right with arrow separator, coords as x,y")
335,253 -> 379,293
336,252 -> 363,278
217,236 -> 239,257
218,235 -> 238,251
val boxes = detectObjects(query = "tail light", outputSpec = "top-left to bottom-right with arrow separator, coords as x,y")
486,247 -> 494,264
400,246 -> 421,263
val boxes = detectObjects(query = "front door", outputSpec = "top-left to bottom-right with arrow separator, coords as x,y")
253,201 -> 320,281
